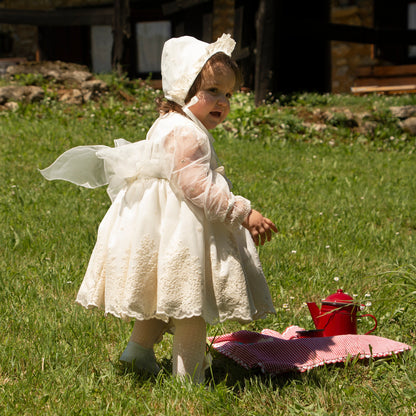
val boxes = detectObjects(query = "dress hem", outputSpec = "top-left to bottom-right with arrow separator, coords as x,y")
75,300 -> 276,325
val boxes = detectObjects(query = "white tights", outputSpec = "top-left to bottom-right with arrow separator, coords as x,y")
129,316 -> 207,383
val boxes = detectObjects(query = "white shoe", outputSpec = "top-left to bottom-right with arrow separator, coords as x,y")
119,341 -> 160,375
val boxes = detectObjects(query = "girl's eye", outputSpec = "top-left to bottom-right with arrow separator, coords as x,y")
226,93 -> 232,99
208,88 -> 218,94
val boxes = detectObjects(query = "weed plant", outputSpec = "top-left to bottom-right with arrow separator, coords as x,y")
0,79 -> 415,415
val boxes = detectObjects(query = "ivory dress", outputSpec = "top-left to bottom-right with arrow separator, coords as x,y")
41,109 -> 276,325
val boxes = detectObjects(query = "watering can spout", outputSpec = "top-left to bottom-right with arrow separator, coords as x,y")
307,302 -> 321,329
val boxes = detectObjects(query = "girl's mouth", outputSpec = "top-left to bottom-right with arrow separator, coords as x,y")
210,111 -> 221,118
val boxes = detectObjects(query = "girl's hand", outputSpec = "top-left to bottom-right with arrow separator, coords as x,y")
242,209 -> 278,246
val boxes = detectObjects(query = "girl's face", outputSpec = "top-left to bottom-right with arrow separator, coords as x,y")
189,64 -> 235,130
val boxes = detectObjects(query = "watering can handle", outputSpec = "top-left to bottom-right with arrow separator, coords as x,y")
360,314 -> 378,335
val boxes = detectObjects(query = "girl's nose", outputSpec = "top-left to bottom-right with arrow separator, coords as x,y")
217,95 -> 228,106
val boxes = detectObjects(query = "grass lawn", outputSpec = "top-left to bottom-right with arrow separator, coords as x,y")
0,78 -> 415,415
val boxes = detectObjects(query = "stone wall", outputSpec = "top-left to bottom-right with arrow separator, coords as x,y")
330,0 -> 377,93
212,0 -> 234,40
0,0 -> 110,9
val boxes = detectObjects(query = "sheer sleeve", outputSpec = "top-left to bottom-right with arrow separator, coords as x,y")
166,124 -> 251,225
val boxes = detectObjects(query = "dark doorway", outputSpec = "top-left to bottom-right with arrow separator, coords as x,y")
273,0 -> 331,94
38,26 -> 91,67
374,0 -> 415,64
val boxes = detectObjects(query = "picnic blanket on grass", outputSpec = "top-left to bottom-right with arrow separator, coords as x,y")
209,326 -> 411,374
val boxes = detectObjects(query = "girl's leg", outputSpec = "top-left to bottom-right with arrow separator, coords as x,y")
120,318 -> 168,375
171,316 -> 207,383
129,318 -> 168,348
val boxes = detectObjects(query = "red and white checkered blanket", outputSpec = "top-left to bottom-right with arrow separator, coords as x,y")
209,326 -> 411,374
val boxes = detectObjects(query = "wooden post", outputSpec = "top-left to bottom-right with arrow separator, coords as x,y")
112,0 -> 131,75
254,0 -> 276,106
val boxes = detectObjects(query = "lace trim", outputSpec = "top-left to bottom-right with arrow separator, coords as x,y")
226,196 -> 251,225
206,33 -> 235,57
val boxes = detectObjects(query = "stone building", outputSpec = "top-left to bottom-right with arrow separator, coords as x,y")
331,0 -> 376,93
1,0 -> 416,95
331,0 -> 416,93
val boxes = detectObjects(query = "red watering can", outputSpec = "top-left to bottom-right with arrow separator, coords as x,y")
307,289 -> 378,337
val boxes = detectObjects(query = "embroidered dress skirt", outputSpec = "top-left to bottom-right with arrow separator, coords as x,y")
76,176 -> 276,324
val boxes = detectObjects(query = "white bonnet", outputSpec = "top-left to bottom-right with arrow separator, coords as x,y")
161,33 -> 236,106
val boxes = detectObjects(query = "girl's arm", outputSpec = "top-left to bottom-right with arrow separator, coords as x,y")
167,125 -> 277,244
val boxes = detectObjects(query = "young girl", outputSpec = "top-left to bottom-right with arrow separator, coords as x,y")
41,34 -> 277,383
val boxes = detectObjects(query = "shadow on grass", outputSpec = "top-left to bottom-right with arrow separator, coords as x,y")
205,351 -> 306,391
113,347 -> 400,392
113,352 -> 273,388
206,351 -> 412,391
113,351 -> 336,391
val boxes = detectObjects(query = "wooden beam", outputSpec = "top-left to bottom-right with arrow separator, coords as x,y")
162,0 -> 210,15
322,23 -> 416,45
326,23 -> 376,44
356,64 -> 416,77
352,64 -> 416,95
277,20 -> 416,46
351,84 -> 416,94
0,8 -> 114,26
354,76 -> 416,87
